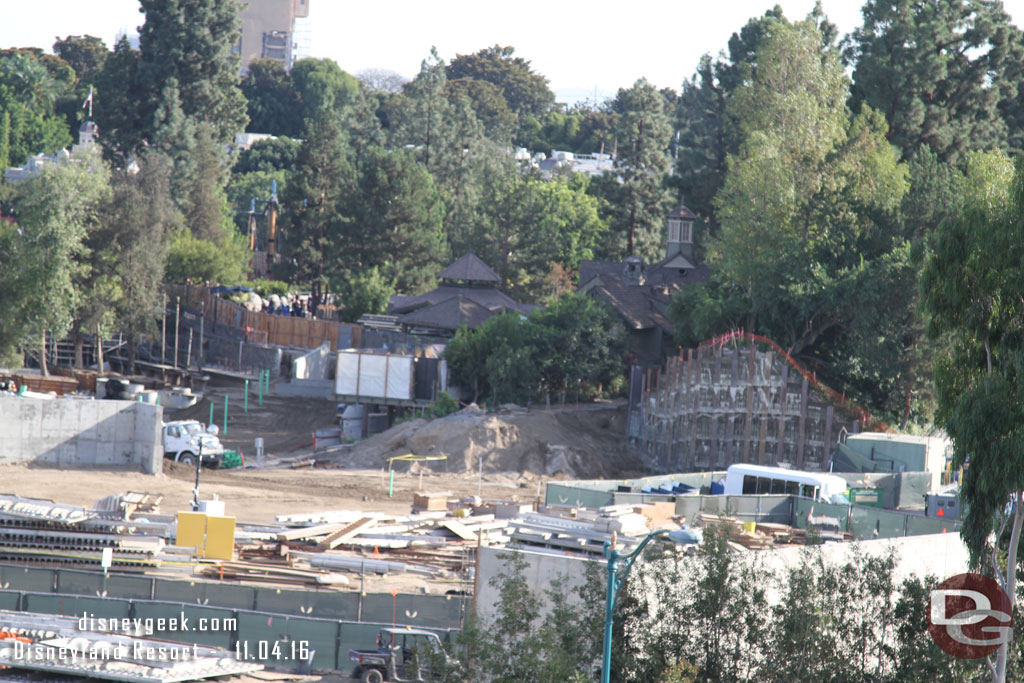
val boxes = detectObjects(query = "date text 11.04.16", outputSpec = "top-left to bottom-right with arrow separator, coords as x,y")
235,640 -> 311,661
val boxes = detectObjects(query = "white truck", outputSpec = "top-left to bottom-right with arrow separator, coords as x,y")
162,420 -> 225,467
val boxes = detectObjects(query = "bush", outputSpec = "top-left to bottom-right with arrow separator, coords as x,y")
427,391 -> 459,419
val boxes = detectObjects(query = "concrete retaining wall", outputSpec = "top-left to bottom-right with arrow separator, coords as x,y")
477,532 -> 970,622
0,397 -> 162,473
293,343 -> 332,381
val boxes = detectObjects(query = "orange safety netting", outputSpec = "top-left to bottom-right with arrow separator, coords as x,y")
695,330 -> 891,433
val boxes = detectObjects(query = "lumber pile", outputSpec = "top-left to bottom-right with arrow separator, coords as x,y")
691,513 -> 853,550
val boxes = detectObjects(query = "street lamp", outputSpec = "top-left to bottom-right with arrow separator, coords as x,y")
601,527 -> 702,683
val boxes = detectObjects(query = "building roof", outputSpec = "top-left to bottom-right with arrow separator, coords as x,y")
388,285 -> 526,316
397,294 -> 501,331
667,204 -> 698,220
438,253 -> 502,284
579,257 -> 711,290
580,275 -> 674,332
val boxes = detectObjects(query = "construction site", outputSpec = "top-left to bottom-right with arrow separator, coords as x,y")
0,287 -> 973,682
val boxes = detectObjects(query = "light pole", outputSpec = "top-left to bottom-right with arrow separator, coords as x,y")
601,527 -> 701,683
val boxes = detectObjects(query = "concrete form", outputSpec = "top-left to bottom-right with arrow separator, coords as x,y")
632,343 -> 858,473
0,397 -> 162,473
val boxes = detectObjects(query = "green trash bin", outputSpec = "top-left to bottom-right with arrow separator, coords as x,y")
220,450 -> 243,469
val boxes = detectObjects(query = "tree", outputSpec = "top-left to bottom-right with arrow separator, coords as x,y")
164,228 -> 249,284
233,136 -> 300,175
0,145 -> 110,369
392,49 -> 488,245
606,78 -> 673,260
0,110 -> 10,170
532,293 -> 623,396
93,36 -> 144,160
0,51 -> 74,165
240,58 -> 301,136
290,57 -> 358,122
446,77 -> 515,143
446,45 -> 554,120
356,68 -> 407,94
335,266 -> 395,324
103,151 -> 178,374
340,148 -> 447,295
672,18 -> 911,423
920,150 -> 1024,681
460,159 -> 607,301
52,35 -> 108,87
180,122 -> 235,244
844,0 -> 1021,163
671,7 -> 787,226
137,0 -> 249,146
281,108 -> 351,303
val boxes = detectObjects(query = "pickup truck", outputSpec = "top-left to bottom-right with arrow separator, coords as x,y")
162,420 -> 225,467
349,627 -> 451,683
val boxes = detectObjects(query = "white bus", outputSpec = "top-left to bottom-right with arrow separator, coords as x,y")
722,464 -> 849,503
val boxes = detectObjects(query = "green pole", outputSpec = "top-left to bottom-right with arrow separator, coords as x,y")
258,371 -> 263,406
244,379 -> 249,413
388,469 -> 395,498
223,395 -> 229,435
209,401 -> 214,427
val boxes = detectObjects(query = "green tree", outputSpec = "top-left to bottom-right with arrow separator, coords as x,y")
0,145 -> 110,369
240,58 -> 301,136
232,136 -> 301,174
180,122 -> 235,244
671,7 -> 788,226
290,57 -> 358,123
52,35 -> 108,87
446,77 -> 516,143
844,0 -> 1020,163
446,45 -> 554,120
93,36 -> 144,160
456,158 -> 607,301
392,48 -> 488,246
0,110 -> 9,169
137,0 -> 249,145
607,78 -> 673,260
104,151 -> 178,374
0,51 -> 74,165
920,150 -> 1024,681
335,266 -> 395,324
532,292 -> 623,396
672,18 -> 912,420
341,148 -> 447,295
164,227 -> 249,284
281,108 -> 351,303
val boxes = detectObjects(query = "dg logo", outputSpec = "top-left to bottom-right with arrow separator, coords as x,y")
928,573 -> 1013,659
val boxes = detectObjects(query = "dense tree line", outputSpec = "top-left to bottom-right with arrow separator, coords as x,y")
442,528 -> 988,682
0,0 -> 1023,431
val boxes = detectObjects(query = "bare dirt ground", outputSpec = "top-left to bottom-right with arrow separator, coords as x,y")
9,379 -> 639,524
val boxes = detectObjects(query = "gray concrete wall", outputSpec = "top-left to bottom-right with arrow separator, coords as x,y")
0,397 -> 162,473
477,532 -> 970,622
292,343 -> 332,380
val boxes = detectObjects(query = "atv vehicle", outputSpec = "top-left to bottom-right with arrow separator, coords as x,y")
349,627 -> 451,683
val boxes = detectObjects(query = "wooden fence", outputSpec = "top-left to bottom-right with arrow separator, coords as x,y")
167,285 -> 360,352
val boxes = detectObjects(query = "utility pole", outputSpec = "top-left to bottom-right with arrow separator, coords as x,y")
161,293 -> 167,366
173,297 -> 180,371
198,301 -> 205,371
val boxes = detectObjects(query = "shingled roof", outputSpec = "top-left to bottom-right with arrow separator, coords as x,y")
437,253 -> 502,284
398,295 -> 499,331
388,285 -> 525,316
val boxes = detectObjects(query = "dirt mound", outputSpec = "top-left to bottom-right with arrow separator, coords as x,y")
345,401 -> 638,479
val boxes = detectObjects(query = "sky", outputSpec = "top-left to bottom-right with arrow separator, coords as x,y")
2,0 -> 1023,104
